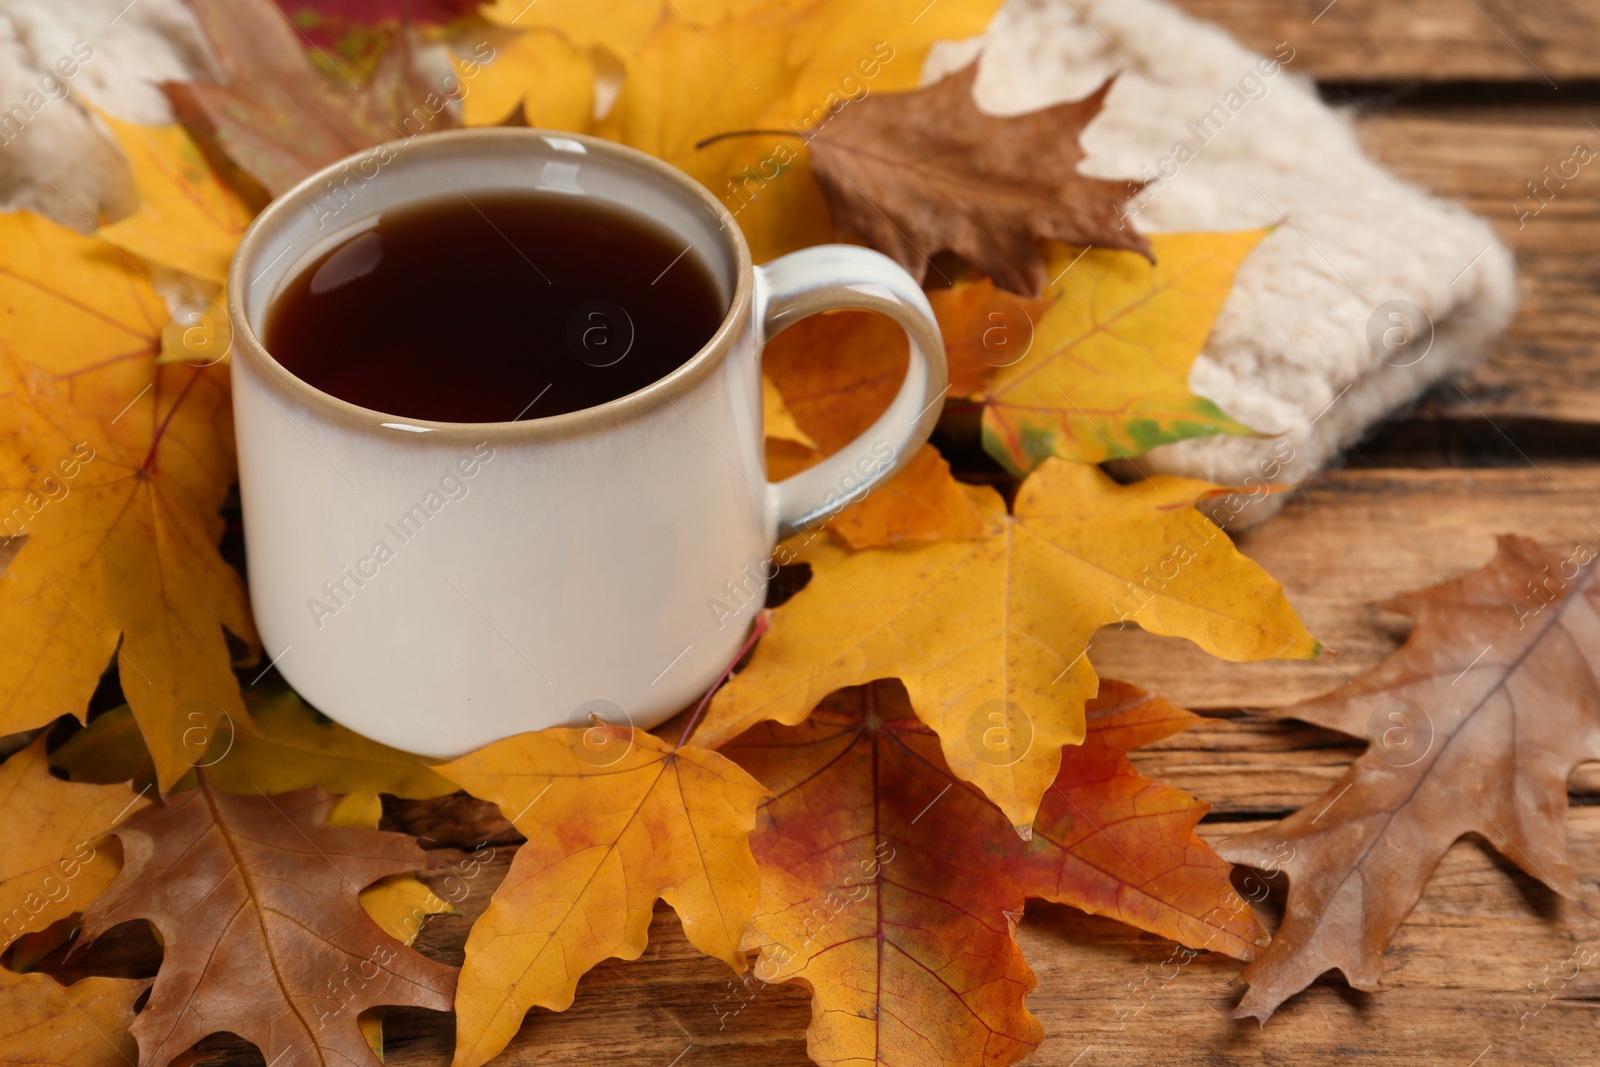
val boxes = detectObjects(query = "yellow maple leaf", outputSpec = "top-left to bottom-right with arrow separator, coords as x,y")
0,736 -> 146,951
455,30 -> 595,130
696,459 -> 1318,828
52,687 -> 458,800
982,233 -> 1267,474
0,968 -> 146,1067
480,0 -> 663,59
0,211 -> 258,790
782,0 -> 1002,103
734,0 -> 1004,260
438,728 -> 767,1067
480,0 -> 781,61
96,112 -> 253,287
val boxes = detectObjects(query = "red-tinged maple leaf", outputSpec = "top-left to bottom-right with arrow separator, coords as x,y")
1219,535 -> 1600,1020
807,63 -> 1150,297
170,0 -> 455,197
717,679 -> 1265,1067
271,1 -> 481,82
80,778 -> 456,1067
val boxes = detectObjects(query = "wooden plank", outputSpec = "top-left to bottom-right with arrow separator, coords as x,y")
1168,0 -> 1600,83
175,811 -> 1599,1067
1351,112 -> 1600,427
77,464 -> 1600,1067
1092,466 -> 1600,711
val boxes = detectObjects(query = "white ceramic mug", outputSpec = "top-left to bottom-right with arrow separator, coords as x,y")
228,128 -> 947,757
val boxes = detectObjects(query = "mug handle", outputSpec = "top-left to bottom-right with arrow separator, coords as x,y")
754,245 -> 949,538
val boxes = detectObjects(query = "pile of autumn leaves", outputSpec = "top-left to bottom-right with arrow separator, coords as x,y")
0,1 -> 1347,1066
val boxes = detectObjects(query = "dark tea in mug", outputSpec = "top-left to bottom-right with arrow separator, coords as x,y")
263,191 -> 725,423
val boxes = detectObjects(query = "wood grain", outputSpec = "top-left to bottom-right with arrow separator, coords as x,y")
135,464 -> 1599,1066
1352,113 -> 1600,426
1169,0 -> 1599,83
1093,466 -> 1600,711
354,814 -> 1600,1067
56,4 -> 1600,1067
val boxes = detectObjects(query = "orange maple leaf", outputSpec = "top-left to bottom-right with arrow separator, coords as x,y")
438,728 -> 768,1067
719,679 -> 1266,1067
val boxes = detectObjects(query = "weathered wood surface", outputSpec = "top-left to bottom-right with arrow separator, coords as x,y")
1353,113 -> 1600,427
70,4 -> 1600,1067
81,466 -> 1587,1067
138,803 -> 1600,1067
1170,0 -> 1600,83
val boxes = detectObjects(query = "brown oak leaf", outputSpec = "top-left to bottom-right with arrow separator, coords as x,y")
169,0 -> 454,197
807,63 -> 1150,297
1219,535 -> 1600,1020
718,679 -> 1265,1067
80,778 -> 456,1067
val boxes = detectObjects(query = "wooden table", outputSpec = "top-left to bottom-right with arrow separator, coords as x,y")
125,2 -> 1600,1063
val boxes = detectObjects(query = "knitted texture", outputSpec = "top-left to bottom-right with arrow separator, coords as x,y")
0,0 -> 1515,530
0,0 -> 215,222
928,0 -> 1516,525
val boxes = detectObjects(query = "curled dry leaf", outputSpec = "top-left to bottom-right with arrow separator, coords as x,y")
169,0 -> 455,197
1220,535 -> 1600,1020
0,736 -> 146,953
81,779 -> 456,1067
719,679 -> 1265,1067
807,64 -> 1150,297
437,728 -> 768,1067
698,458 -> 1318,829
0,968 -> 147,1067
0,211 -> 257,790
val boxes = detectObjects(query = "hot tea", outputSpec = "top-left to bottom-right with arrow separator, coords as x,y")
264,190 -> 725,423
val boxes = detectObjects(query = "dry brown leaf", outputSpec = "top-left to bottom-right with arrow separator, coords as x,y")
81,778 -> 456,1067
168,0 -> 454,197
1220,535 -> 1600,1020
808,63 -> 1149,296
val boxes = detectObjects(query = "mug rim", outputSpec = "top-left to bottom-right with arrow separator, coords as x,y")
226,127 -> 755,441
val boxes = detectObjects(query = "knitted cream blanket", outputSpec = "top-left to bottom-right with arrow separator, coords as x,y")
929,0 -> 1515,523
0,0 -> 1515,527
